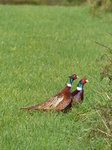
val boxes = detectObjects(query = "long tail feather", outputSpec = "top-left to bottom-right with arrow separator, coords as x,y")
20,104 -> 40,110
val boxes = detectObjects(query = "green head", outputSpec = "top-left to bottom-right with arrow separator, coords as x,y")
66,74 -> 78,87
77,78 -> 89,90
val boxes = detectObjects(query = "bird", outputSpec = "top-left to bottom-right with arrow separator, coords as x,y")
71,78 -> 89,106
21,74 -> 78,111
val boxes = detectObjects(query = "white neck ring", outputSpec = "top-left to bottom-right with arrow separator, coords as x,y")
77,87 -> 82,91
67,83 -> 71,87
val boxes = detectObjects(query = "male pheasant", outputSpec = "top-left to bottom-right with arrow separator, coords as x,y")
71,78 -> 88,106
21,74 -> 78,111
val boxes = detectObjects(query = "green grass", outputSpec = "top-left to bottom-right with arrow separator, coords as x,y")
0,4 -> 112,150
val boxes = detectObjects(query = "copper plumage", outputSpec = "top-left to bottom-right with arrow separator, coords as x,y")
21,74 -> 78,111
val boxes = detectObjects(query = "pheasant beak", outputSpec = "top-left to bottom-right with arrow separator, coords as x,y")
86,80 -> 89,83
77,75 -> 79,78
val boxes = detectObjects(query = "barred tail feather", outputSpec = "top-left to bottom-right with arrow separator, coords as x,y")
20,104 -> 40,110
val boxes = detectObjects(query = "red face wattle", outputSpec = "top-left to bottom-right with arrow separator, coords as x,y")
72,74 -> 77,80
81,78 -> 86,84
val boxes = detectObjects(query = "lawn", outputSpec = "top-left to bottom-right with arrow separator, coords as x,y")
0,4 -> 112,150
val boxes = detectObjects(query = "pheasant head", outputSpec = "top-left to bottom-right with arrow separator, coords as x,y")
77,78 -> 89,91
66,74 -> 79,87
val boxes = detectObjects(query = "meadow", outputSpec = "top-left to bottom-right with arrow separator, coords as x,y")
0,4 -> 112,150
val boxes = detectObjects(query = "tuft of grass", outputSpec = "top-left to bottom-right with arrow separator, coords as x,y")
0,4 -> 112,150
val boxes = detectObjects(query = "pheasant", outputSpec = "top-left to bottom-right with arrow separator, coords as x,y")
71,78 -> 89,106
21,74 -> 78,111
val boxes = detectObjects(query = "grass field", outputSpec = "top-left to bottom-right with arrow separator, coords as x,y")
0,4 -> 112,150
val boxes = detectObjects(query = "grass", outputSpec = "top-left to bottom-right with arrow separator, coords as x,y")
0,4 -> 112,150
